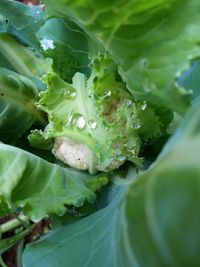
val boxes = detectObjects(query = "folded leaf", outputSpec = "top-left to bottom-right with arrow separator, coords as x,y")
0,68 -> 45,143
0,143 -> 108,221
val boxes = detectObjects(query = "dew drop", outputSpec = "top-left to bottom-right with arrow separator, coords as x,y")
88,119 -> 97,129
64,88 -> 76,100
126,100 -> 133,106
77,116 -> 86,129
139,58 -> 149,68
71,114 -> 86,129
36,10 -> 41,15
118,155 -> 126,162
134,122 -> 141,129
104,91 -> 112,98
131,112 -> 135,118
140,102 -> 147,110
99,177 -> 108,185
68,114 -> 73,124
128,149 -> 136,157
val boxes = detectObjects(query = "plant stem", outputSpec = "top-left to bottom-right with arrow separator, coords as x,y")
0,257 -> 7,267
16,238 -> 25,267
0,214 -> 29,234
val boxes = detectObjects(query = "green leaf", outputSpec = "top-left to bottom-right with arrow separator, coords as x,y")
37,18 -> 91,82
22,170 -> 134,267
23,100 -> 200,266
0,68 -> 45,143
28,130 -> 53,151
0,228 -> 33,256
178,60 -> 200,103
160,63 -> 200,157
44,0 -> 200,114
0,33 -> 53,80
0,0 -> 43,52
0,143 -> 108,221
34,59 -> 145,173
0,33 -> 39,77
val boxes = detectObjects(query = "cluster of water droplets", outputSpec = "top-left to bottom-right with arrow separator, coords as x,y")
67,113 -> 97,130
63,88 -> 77,100
61,86 -> 98,131
34,9 -> 42,24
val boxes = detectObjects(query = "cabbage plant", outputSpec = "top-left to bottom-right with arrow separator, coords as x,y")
0,0 -> 200,266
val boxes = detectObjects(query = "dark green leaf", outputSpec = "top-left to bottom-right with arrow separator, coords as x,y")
0,143 -> 108,220
0,68 -> 45,143
37,18 -> 91,81
0,0 -> 43,52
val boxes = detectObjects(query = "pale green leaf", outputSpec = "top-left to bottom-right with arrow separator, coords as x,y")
0,143 -> 108,221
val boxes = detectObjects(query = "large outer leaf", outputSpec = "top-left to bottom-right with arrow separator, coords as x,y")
23,100 -> 200,266
37,18 -> 91,82
0,68 -> 45,143
0,143 -> 108,221
44,0 -> 200,114
0,0 -> 43,51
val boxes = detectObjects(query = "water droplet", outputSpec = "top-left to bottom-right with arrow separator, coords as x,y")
99,177 -> 108,185
134,122 -> 141,129
40,39 -> 55,51
126,100 -> 133,106
104,91 -> 111,98
131,112 -> 135,118
139,58 -> 149,68
36,10 -> 41,15
118,155 -> 126,162
68,114 -> 73,124
64,88 -> 76,100
140,102 -> 147,110
88,120 -> 97,129
128,149 -> 136,157
71,114 -> 86,129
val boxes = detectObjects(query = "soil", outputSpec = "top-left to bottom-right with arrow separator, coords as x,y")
1,216 -> 52,267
